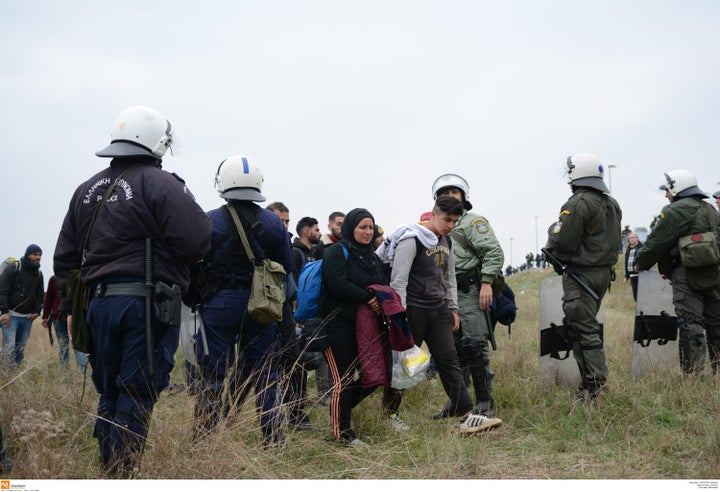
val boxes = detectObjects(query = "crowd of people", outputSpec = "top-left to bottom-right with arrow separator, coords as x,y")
1,105 -> 720,477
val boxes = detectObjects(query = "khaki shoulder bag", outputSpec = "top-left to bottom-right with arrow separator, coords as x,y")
226,205 -> 286,324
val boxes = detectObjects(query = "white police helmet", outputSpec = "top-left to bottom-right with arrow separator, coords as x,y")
215,155 -> 266,202
432,173 -> 473,210
659,169 -> 708,198
566,153 -> 609,193
96,106 -> 173,159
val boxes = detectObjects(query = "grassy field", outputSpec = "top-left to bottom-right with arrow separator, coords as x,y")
2,261 -> 719,480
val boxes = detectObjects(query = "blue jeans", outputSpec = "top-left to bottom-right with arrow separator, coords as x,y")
2,316 -> 33,367
52,318 -> 88,372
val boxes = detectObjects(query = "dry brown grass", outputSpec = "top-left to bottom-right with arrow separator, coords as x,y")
1,260 -> 719,479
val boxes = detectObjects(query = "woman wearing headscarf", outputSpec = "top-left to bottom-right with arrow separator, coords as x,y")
320,208 -> 396,445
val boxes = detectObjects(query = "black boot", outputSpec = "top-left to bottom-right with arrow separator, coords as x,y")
461,337 -> 494,416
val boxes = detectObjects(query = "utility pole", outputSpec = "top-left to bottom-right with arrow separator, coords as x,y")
608,164 -> 617,194
510,237 -> 514,267
534,215 -> 538,254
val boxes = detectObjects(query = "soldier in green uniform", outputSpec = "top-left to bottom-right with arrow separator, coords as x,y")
545,154 -> 622,400
635,170 -> 720,375
431,173 -> 504,418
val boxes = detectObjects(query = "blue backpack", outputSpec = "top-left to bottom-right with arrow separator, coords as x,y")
295,244 -> 348,323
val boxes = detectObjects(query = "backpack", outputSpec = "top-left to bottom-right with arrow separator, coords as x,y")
0,258 -> 21,282
294,243 -> 347,323
0,258 -> 22,299
490,283 -> 517,327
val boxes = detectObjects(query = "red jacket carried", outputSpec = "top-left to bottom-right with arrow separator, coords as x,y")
356,284 -> 415,389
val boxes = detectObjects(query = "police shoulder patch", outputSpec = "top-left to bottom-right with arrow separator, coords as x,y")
559,210 -> 571,217
471,217 -> 489,234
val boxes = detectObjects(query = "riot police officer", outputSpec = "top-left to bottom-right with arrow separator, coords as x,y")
193,156 -> 293,448
636,170 -> 720,375
53,106 -> 212,477
545,154 -> 622,401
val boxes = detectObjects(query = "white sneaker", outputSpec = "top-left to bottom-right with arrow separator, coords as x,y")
459,412 -> 502,434
389,413 -> 410,432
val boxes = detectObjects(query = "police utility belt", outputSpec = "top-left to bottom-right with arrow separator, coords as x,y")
456,270 -> 481,293
92,281 -> 183,326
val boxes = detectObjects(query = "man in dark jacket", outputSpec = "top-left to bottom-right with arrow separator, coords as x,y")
293,216 -> 321,264
636,170 -> 720,375
0,244 -> 44,368
53,106 -> 212,477
545,154 -> 622,401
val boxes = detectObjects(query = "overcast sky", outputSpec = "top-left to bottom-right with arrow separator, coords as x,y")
2,0 -> 719,285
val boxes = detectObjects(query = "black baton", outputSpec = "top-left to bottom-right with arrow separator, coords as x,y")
541,248 -> 600,302
145,238 -> 155,377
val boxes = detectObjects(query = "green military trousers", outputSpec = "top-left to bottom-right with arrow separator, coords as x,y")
456,283 -> 494,388
562,266 -> 611,390
670,266 -> 720,374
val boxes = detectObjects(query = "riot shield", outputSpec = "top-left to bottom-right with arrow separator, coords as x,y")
631,269 -> 679,379
538,276 -> 605,388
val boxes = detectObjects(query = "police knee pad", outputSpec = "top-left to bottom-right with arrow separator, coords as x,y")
460,337 -> 483,357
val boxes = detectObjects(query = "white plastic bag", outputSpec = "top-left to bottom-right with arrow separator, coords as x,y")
180,304 -> 208,368
400,345 -> 430,377
390,346 -> 430,389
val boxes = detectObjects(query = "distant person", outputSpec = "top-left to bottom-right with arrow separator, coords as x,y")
312,211 -> 345,404
0,244 -> 45,368
292,216 -> 331,409
636,170 -> 720,375
432,173 -> 504,418
383,195 -> 502,434
293,216 -> 322,263
267,202 -> 315,432
373,224 -> 385,251
194,156 -> 293,448
525,252 -> 534,269
545,154 -> 621,401
53,105 -> 212,477
314,211 -> 345,260
623,233 -> 643,302
621,224 -> 632,251
42,275 -> 87,372
266,201 -> 291,229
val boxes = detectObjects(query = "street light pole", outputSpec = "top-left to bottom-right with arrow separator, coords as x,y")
608,164 -> 617,194
534,215 -> 538,254
510,237 -> 514,267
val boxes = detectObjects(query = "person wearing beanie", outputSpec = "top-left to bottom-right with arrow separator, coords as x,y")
0,244 -> 45,367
